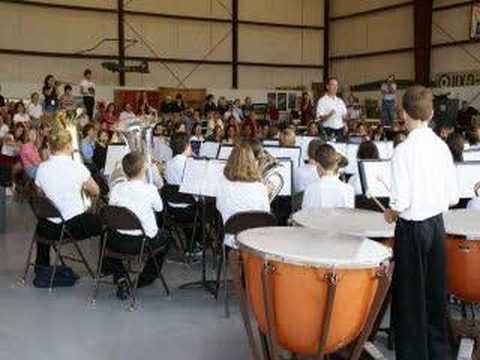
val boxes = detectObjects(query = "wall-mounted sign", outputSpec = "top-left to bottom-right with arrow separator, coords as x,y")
435,70 -> 480,88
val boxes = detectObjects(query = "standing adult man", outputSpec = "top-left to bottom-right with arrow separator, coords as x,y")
80,69 -> 95,121
316,77 -> 348,141
381,74 -> 397,127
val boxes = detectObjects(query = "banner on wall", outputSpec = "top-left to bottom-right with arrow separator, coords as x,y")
471,1 -> 480,39
434,70 -> 480,88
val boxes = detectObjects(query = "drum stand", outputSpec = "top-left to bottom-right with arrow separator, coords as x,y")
451,307 -> 480,360
231,252 -> 394,360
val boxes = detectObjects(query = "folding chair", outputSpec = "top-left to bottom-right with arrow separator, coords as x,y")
92,205 -> 170,311
20,196 -> 96,292
160,184 -> 200,262
215,211 -> 277,318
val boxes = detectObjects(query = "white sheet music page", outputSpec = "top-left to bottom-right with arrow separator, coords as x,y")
456,162 -> 480,198
179,159 -> 208,195
200,142 -> 220,159
202,160 -> 226,197
266,146 -> 302,167
345,144 -> 359,174
276,160 -> 293,196
105,145 -> 129,176
362,161 -> 392,198
217,145 -> 233,160
463,150 -> 480,162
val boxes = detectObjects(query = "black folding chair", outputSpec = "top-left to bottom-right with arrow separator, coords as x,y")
92,205 -> 170,311
20,196 -> 96,291
160,184 -> 200,262
91,173 -> 110,207
215,211 -> 277,318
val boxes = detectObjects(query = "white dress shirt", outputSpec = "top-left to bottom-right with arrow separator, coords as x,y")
302,175 -> 355,210
119,111 -> 136,122
216,177 -> 270,248
294,164 -> 318,193
35,155 -> 91,223
390,126 -> 459,221
152,137 -> 173,163
165,154 -> 187,185
316,95 -> 347,130
467,197 -> 480,210
109,180 -> 163,238
80,79 -> 95,96
27,103 -> 43,120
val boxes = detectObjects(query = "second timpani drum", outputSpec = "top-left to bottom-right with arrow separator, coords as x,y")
444,209 -> 480,304
237,227 -> 392,356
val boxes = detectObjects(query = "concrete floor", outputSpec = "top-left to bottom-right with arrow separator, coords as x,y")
0,196 -> 395,360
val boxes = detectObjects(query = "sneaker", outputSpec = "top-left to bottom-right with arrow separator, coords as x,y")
116,278 -> 130,300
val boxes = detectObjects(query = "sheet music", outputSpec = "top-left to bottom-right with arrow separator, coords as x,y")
265,146 -> 302,167
263,139 -> 280,146
276,159 -> 293,196
179,158 -> 226,197
374,141 -> 394,160
105,144 -> 129,175
199,142 -> 220,159
463,150 -> 480,162
359,160 -> 392,198
456,162 -> 480,198
217,145 -> 233,160
345,144 -> 359,174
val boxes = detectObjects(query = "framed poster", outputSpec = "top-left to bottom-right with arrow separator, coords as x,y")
267,92 -> 277,107
288,92 -> 297,110
277,92 -> 287,112
471,1 -> 480,40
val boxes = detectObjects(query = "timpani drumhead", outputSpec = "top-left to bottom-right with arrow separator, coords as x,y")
291,208 -> 395,238
237,227 -> 392,269
444,209 -> 480,238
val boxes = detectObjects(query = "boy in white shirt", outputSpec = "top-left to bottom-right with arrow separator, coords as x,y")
165,132 -> 192,185
302,144 -> 354,210
107,152 -> 171,298
384,86 -> 459,360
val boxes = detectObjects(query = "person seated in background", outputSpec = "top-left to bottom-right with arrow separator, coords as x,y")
190,123 -> 204,142
232,99 -> 243,123
165,132 -> 191,185
371,125 -> 385,141
217,96 -> 228,116
204,94 -> 217,115
223,124 -> 238,145
0,113 -> 9,142
436,123 -> 454,141
279,128 -> 296,146
242,97 -> 254,119
34,129 -> 101,269
152,123 -> 172,164
19,128 -> 42,179
240,118 -> 257,140
457,100 -> 479,132
446,132 -> 465,163
294,139 -> 323,194
101,103 -> 118,131
107,152 -> 172,297
119,103 -> 136,122
348,141 -> 380,195
467,182 -> 480,210
2,125 -> 24,157
209,125 -> 224,143
59,84 -> 75,112
302,143 -> 354,210
306,122 -> 319,137
174,93 -> 185,113
216,142 -> 270,248
80,123 -> 97,173
467,119 -> 480,149
27,92 -> 43,126
13,102 -> 31,126
92,129 -> 110,172
393,132 -> 408,148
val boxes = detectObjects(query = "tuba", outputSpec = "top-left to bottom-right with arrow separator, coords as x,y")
114,117 -> 156,185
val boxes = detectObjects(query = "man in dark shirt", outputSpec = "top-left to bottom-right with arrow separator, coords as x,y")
457,100 -> 479,131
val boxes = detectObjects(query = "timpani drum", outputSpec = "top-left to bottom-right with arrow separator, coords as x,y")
291,208 -> 395,247
444,209 -> 480,304
236,227 -> 392,357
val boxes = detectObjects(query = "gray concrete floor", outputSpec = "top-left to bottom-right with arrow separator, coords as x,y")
0,196 -> 395,360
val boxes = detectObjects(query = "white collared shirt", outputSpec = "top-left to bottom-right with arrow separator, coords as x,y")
35,155 -> 91,222
165,154 -> 187,185
80,79 -> 95,96
294,164 -> 318,193
302,175 -> 355,210
27,103 -> 43,119
316,95 -> 347,130
109,180 -> 163,238
390,126 -> 459,221
216,177 -> 270,248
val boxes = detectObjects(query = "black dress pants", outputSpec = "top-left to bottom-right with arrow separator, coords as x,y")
392,214 -> 451,360
83,96 -> 95,121
35,213 -> 102,268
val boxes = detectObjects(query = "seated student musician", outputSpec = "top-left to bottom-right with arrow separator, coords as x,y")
302,143 -> 355,210
165,132 -> 192,186
107,152 -> 172,296
34,130 -> 101,269
348,141 -> 380,195
279,128 -> 296,147
216,142 -> 270,248
80,123 -> 97,173
294,139 -> 323,194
